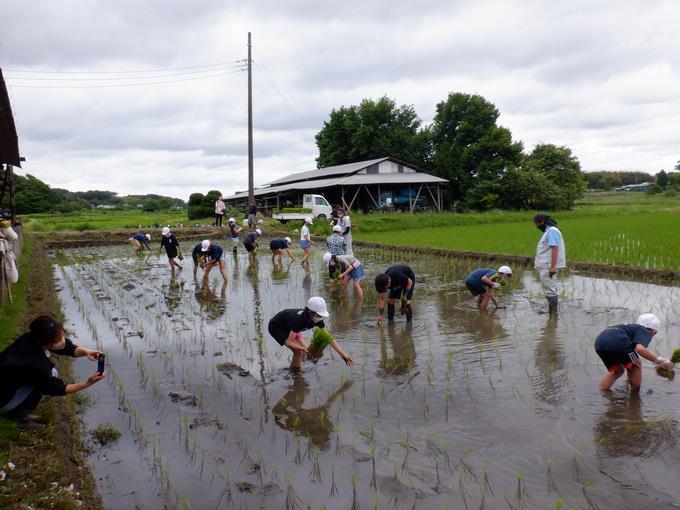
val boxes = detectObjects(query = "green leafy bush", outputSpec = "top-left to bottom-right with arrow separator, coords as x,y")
671,349 -> 680,364
280,207 -> 312,213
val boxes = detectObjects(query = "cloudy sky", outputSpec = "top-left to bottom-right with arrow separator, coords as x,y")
2,0 -> 679,199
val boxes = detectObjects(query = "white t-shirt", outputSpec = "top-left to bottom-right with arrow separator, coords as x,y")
300,224 -> 310,241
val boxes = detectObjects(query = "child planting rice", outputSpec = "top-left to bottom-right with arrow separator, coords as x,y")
270,237 -> 294,264
374,265 -> 415,325
594,313 -> 674,392
322,252 -> 365,299
464,266 -> 512,311
267,297 -> 353,369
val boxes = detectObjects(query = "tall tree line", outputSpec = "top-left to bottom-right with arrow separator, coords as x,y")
315,93 -> 585,210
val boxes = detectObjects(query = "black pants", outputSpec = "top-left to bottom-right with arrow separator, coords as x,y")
2,389 -> 42,420
215,214 -> 223,227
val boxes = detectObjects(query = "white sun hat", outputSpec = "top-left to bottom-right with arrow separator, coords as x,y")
322,252 -> 332,265
307,296 -> 329,317
332,225 -> 342,233
145,234 -> 151,240
162,227 -> 171,236
304,216 -> 313,224
284,237 -> 292,244
255,228 -> 262,235
636,313 -> 660,331
228,217 -> 236,223
498,265 -> 512,275
201,239 -> 211,252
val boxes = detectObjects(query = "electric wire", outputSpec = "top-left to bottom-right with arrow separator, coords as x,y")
4,60 -> 247,74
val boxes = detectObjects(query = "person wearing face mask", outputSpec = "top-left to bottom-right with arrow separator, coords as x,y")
533,214 -> 566,314
267,297 -> 353,369
0,315 -> 105,420
337,209 -> 353,256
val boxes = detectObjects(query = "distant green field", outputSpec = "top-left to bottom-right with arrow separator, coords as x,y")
21,209 -> 214,232
352,192 -> 680,270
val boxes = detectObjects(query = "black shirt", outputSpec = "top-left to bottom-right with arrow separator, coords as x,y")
270,239 -> 288,250
0,334 -> 78,406
248,205 -> 257,215
385,265 -> 415,299
268,309 -> 325,345
191,243 -> 203,264
160,234 -> 180,257
244,233 -> 257,245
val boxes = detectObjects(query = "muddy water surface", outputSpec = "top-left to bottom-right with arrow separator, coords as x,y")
53,243 -> 680,509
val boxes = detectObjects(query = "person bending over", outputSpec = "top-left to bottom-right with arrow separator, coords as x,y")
374,265 -> 415,325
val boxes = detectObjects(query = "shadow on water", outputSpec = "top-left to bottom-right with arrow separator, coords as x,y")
272,373 -> 353,448
379,322 -> 416,376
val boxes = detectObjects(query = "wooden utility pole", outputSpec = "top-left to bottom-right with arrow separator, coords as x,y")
247,32 -> 254,204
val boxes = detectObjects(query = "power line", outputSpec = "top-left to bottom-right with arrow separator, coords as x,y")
252,49 -> 312,130
4,60 -> 247,74
6,69 -> 245,89
6,65 -> 247,82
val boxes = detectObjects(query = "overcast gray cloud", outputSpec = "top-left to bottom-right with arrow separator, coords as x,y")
2,0 -> 679,199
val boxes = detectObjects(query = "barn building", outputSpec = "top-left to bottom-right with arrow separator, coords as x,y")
223,157 -> 448,213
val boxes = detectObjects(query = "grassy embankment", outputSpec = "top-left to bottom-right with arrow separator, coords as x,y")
0,238 -> 100,509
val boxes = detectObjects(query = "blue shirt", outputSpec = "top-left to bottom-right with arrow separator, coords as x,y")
204,244 -> 223,262
326,235 -> 346,256
546,228 -> 562,247
594,324 -> 653,354
132,233 -> 148,244
465,268 -> 498,287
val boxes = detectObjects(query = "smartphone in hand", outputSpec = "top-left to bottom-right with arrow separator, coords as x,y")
97,353 -> 106,374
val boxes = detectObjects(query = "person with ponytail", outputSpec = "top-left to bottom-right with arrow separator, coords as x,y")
0,316 -> 105,420
533,214 -> 566,314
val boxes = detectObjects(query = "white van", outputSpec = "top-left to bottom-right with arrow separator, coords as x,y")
272,194 -> 332,223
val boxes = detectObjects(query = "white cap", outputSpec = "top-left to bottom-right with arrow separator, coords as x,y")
242,219 -> 249,226
284,237 -> 291,244
145,234 -> 151,240
255,228 -> 262,235
636,313 -> 660,331
162,227 -> 171,236
322,252 -> 332,265
307,296 -> 329,317
498,265 -> 512,275
201,239 -> 211,252
305,216 -> 313,224
228,217 -> 235,223
332,225 -> 342,233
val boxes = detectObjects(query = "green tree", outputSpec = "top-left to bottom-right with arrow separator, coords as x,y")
315,96 -> 427,168
520,144 -> 585,207
429,92 -> 523,205
656,169 -> 668,189
14,174 -> 59,213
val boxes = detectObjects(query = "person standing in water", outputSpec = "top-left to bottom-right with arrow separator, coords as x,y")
200,239 -> 228,282
594,314 -> 674,392
464,266 -> 512,311
267,297 -> 353,370
322,252 -> 365,299
159,227 -> 183,271
326,225 -> 346,256
533,214 -> 566,315
270,237 -> 294,264
300,217 -> 315,266
337,208 -> 353,256
128,233 -> 151,256
374,265 -> 415,325
243,228 -> 262,258
228,217 -> 241,254
247,200 -> 257,229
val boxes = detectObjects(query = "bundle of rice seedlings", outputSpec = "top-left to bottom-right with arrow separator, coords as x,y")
670,349 -> 680,364
656,366 -> 675,380
308,328 -> 333,358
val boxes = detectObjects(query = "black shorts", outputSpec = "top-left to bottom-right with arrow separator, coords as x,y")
244,242 -> 256,253
389,276 -> 415,301
465,281 -> 488,297
269,241 -> 282,251
596,349 -> 639,373
268,321 -> 289,346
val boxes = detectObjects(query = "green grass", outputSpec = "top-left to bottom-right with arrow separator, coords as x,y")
21,209 -> 214,232
352,192 -> 680,270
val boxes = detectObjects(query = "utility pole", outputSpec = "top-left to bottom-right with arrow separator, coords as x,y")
247,32 -> 254,204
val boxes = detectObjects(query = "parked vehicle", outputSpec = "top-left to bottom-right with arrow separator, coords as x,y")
273,194 -> 332,223
378,189 -> 428,211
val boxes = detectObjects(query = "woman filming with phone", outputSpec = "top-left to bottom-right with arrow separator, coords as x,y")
0,315 -> 105,420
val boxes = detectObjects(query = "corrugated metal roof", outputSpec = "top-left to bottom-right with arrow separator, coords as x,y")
0,69 -> 21,167
266,157 -> 389,186
225,172 -> 447,201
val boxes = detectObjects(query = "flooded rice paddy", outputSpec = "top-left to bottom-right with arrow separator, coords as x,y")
52,242 -> 680,509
